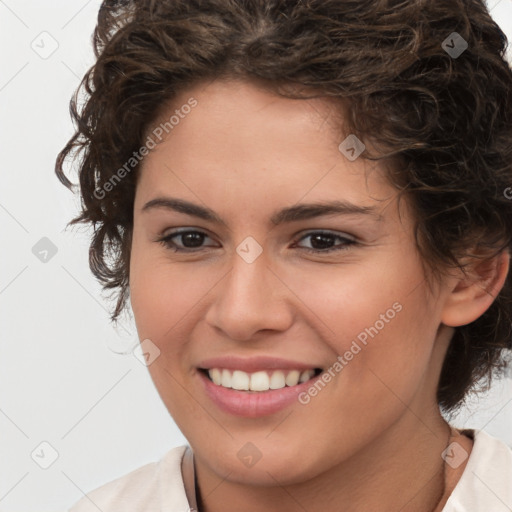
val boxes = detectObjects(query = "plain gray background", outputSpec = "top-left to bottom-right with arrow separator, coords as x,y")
1,1 -> 511,510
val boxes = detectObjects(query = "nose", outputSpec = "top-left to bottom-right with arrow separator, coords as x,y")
204,247 -> 294,342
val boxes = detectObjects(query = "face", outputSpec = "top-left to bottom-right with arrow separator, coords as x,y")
129,78 -> 453,486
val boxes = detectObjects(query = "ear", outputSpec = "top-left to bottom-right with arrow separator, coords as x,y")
441,249 -> 510,327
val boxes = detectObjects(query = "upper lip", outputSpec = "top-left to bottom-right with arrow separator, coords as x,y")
197,355 -> 322,373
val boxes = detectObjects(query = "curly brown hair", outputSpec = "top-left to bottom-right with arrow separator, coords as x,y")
55,0 -> 512,412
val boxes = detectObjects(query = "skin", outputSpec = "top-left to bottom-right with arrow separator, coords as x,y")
129,78 -> 510,512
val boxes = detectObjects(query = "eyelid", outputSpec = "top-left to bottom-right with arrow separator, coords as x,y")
158,228 -> 356,243
294,229 -> 356,242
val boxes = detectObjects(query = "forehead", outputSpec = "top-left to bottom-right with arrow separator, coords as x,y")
136,78 -> 400,220
171,77 -> 344,128
148,78 -> 345,157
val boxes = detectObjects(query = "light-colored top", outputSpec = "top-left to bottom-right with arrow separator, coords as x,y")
68,429 -> 512,511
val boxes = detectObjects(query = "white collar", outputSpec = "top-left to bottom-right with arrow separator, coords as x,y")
442,429 -> 512,511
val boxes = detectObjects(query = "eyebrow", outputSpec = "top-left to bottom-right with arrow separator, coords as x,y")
141,197 -> 383,226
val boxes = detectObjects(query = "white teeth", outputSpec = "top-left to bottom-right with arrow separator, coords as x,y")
221,369 -> 232,388
206,368 -> 318,391
269,371 -> 286,389
249,371 -> 270,391
285,370 -> 300,387
210,368 -> 222,385
299,369 -> 315,383
231,370 -> 250,390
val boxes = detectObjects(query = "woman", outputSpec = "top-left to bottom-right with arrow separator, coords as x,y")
56,0 -> 512,511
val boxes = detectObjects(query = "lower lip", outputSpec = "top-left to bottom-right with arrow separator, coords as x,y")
198,370 -> 322,417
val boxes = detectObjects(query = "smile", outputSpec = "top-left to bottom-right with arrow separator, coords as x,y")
203,368 -> 323,392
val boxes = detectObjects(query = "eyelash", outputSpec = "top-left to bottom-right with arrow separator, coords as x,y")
156,229 -> 357,254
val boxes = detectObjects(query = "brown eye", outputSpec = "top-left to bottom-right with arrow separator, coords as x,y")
294,231 -> 357,254
157,230 -> 216,252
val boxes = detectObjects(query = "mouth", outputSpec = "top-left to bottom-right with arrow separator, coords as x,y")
198,366 -> 325,417
196,355 -> 327,417
199,367 -> 323,392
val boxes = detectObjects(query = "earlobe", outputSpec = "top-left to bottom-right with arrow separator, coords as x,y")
441,249 -> 510,328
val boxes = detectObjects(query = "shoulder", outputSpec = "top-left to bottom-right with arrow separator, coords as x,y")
443,429 -> 512,512
68,445 -> 192,512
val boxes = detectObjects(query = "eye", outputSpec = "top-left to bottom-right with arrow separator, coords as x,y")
156,229 -> 358,254
292,231 -> 357,254
157,229 -> 217,252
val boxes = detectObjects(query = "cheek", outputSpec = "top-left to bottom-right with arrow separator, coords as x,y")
279,250 -> 438,396
129,245 -> 208,422
129,240 -> 215,342
278,248 -> 430,344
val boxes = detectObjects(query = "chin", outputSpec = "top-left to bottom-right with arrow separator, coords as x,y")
194,438 -> 323,486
